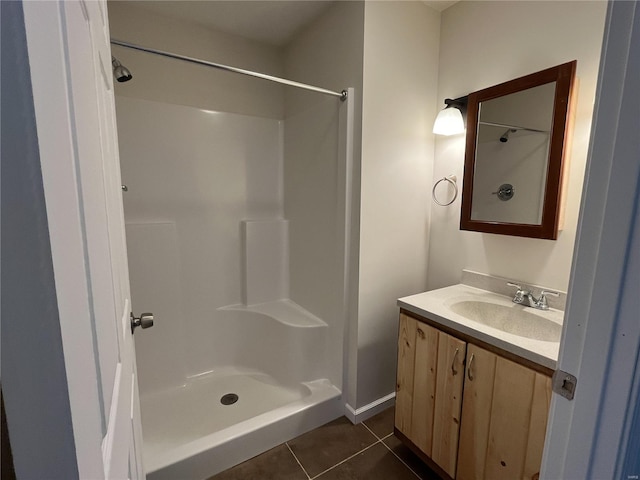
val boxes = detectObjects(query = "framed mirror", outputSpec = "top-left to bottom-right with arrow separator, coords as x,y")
460,61 -> 577,239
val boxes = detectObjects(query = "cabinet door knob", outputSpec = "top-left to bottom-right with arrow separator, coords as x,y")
451,348 -> 460,376
467,353 -> 475,381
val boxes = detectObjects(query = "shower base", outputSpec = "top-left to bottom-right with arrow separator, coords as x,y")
142,367 -> 342,480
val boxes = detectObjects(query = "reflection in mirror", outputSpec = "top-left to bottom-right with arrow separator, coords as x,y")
461,61 -> 577,239
472,82 -> 556,224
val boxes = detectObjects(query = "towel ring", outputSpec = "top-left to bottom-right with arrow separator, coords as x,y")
432,175 -> 458,206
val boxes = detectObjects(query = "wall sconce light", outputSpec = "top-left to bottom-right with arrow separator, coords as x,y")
433,96 -> 468,136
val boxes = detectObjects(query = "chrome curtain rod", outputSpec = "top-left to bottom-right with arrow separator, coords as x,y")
479,120 -> 548,133
110,39 -> 347,101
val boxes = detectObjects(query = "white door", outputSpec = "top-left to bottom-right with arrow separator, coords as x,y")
23,1 -> 144,478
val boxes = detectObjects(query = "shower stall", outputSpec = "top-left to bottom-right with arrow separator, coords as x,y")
114,42 -> 354,480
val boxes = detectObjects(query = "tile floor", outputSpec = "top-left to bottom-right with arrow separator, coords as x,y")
210,407 -> 440,480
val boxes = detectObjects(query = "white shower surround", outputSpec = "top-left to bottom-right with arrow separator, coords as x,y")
117,97 -> 349,478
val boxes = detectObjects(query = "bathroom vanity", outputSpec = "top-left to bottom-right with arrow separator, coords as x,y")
395,283 -> 562,480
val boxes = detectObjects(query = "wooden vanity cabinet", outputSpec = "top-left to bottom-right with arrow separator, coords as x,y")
395,311 -> 552,480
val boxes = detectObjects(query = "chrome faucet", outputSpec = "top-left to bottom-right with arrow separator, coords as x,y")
507,282 -> 559,310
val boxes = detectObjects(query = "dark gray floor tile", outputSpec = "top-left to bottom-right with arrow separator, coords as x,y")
315,442 -> 417,479
208,444 -> 307,480
363,407 -> 395,439
288,417 -> 377,478
383,435 -> 441,480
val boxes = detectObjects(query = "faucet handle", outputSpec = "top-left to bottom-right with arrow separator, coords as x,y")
536,290 -> 559,310
507,282 -> 527,303
541,290 -> 560,297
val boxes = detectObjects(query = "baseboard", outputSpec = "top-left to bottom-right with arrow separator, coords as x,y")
344,392 -> 395,424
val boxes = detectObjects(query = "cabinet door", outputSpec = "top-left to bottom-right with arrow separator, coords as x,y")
456,344 -> 498,480
395,314 -> 465,478
410,320 -> 439,454
457,344 -> 552,480
431,331 -> 466,478
395,313 -> 418,435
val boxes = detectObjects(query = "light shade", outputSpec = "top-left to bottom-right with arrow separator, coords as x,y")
433,106 -> 465,136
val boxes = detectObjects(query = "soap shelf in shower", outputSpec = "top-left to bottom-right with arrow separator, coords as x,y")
218,299 -> 328,328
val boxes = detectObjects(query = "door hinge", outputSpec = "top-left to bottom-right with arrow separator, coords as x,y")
552,369 -> 577,400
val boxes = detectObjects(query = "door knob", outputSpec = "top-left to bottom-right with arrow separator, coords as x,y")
130,312 -> 154,334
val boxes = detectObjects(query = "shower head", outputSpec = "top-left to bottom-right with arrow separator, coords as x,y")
112,56 -> 133,83
499,128 -> 517,143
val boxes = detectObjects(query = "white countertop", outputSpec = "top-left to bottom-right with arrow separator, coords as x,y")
398,284 -> 564,370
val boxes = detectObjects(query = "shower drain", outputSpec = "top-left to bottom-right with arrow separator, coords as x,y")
220,393 -> 239,405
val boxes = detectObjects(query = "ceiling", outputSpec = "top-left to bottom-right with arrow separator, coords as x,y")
124,1 -> 459,47
422,1 -> 459,12
129,1 -> 335,47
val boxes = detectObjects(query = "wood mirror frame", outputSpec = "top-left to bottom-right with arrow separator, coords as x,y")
460,61 -> 577,239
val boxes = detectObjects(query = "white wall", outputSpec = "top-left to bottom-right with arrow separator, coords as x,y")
107,1 -> 284,119
283,1 -> 365,395
356,1 -> 441,408
428,1 -> 607,292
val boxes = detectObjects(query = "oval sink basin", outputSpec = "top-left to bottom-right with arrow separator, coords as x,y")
448,300 -> 561,342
